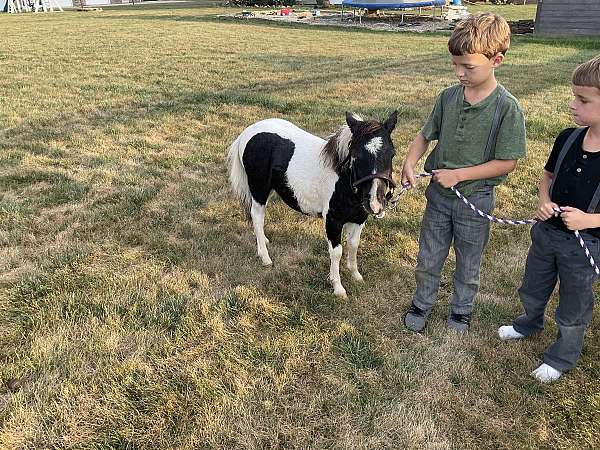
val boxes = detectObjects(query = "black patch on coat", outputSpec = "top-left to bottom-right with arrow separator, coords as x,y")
326,167 -> 369,248
242,132 -> 302,212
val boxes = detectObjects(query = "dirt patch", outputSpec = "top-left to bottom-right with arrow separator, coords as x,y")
222,11 -> 534,34
222,10 -> 455,33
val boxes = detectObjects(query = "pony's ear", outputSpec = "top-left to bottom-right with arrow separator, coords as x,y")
346,112 -> 361,133
384,110 -> 398,133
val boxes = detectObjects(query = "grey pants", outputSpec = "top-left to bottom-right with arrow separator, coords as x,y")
513,222 -> 600,372
412,183 -> 495,315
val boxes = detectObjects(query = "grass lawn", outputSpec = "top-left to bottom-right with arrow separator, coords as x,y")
1,3 -> 600,449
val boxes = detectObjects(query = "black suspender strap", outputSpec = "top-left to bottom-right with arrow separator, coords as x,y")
475,85 -> 507,189
587,183 -> 600,213
427,85 -> 506,183
431,85 -> 460,170
483,85 -> 507,163
549,127 -> 587,197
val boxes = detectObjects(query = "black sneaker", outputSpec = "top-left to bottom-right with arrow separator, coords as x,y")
404,303 -> 430,332
447,312 -> 471,333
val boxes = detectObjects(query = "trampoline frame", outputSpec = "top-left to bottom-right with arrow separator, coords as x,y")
341,0 -> 446,24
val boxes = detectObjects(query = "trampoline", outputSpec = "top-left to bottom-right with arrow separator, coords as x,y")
341,0 -> 446,23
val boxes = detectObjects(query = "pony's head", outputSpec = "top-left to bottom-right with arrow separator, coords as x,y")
345,111 -> 397,218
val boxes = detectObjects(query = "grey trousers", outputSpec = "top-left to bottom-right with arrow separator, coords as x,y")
513,222 -> 600,372
412,183 -> 495,315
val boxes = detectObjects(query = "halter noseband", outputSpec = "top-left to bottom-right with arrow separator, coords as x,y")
352,172 -> 396,191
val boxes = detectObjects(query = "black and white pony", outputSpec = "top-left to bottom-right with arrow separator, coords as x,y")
228,111 -> 397,298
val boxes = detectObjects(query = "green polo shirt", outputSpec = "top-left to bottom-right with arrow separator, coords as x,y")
421,83 -> 527,197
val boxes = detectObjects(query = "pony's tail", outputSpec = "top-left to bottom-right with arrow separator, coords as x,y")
228,134 -> 252,220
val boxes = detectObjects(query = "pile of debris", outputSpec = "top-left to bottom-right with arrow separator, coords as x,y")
224,9 -> 455,33
508,19 -> 534,34
223,7 -> 534,34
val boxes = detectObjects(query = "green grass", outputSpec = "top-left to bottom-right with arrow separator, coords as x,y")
1,3 -> 600,449
467,3 -> 537,21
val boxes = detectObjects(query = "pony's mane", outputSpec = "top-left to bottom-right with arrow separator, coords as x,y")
321,117 -> 384,172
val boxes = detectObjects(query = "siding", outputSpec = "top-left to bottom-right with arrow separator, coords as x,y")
535,0 -> 600,36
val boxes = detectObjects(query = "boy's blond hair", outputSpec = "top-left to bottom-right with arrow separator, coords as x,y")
448,13 -> 511,59
572,55 -> 600,90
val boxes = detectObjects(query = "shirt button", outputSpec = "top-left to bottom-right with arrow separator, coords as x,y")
576,168 -> 582,173
583,154 -> 588,159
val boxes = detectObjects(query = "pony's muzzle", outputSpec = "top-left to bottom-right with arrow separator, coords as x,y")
367,178 -> 388,218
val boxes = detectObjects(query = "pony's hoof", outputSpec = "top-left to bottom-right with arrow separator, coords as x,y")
259,255 -> 273,266
351,272 -> 364,282
334,287 -> 347,298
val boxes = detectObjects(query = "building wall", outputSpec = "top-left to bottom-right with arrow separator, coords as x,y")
0,0 -> 131,10
535,0 -> 600,36
1,0 -> 74,10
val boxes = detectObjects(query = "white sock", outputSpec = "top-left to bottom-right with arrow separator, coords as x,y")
498,325 -> 525,340
531,363 -> 562,383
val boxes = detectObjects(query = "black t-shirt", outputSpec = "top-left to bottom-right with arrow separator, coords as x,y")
545,127 -> 600,237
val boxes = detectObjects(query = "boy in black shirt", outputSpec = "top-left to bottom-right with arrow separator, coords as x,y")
498,56 -> 600,382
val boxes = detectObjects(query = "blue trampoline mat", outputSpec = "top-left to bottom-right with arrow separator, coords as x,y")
342,0 -> 445,8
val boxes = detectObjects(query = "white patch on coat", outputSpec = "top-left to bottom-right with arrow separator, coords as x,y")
344,222 -> 364,282
234,118 -> 339,217
323,124 -> 353,165
251,200 -> 272,266
323,114 -> 362,165
328,241 -> 346,298
369,178 -> 384,217
365,137 -> 383,156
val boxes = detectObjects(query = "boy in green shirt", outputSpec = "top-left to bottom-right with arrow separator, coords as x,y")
401,13 -> 527,332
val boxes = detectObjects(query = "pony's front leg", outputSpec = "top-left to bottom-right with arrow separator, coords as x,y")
345,222 -> 365,282
326,217 -> 346,298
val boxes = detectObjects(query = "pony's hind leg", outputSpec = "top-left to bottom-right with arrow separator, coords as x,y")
345,222 -> 365,282
251,199 -> 272,266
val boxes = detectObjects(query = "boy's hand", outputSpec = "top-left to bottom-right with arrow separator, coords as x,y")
536,201 -> 560,221
560,207 -> 592,231
401,163 -> 417,189
432,169 -> 462,188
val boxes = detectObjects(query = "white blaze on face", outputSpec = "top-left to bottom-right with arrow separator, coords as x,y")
369,178 -> 385,218
365,137 -> 383,156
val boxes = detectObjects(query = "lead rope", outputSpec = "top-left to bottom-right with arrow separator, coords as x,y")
387,172 -> 600,276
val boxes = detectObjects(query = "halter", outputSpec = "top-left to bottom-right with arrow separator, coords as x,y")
353,171 -> 396,192
339,152 -> 396,197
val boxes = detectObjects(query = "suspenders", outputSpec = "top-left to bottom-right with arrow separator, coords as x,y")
429,84 -> 507,189
549,127 -> 600,213
429,84 -> 460,170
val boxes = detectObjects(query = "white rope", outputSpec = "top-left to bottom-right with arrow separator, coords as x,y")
388,171 -> 600,275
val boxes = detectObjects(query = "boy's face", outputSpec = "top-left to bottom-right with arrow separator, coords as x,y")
451,53 -> 503,88
571,85 -> 600,127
